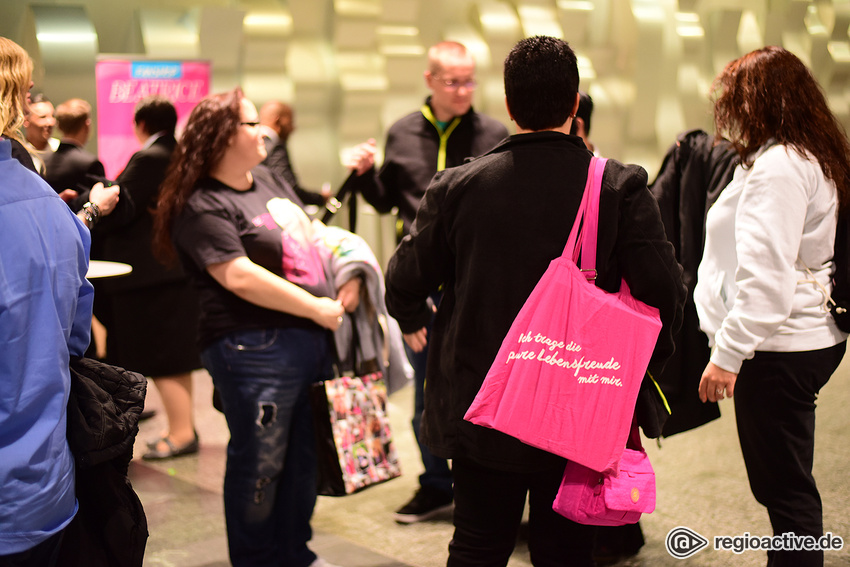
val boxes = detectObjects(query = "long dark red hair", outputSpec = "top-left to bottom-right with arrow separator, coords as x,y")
711,46 -> 850,210
153,87 -> 243,263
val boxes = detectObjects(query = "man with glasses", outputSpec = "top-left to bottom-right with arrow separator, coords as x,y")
347,40 -> 507,524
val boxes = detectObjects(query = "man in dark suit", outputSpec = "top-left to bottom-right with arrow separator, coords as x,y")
45,98 -> 105,199
100,95 -> 177,281
43,98 -> 125,234
98,95 -> 201,460
258,100 -> 329,206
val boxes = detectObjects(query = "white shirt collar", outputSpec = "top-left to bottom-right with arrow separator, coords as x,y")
259,124 -> 279,145
142,131 -> 167,150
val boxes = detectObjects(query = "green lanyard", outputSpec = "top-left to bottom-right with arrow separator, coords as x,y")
420,104 -> 461,172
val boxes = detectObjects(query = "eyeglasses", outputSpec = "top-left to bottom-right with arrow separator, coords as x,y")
433,77 -> 477,90
240,121 -> 260,127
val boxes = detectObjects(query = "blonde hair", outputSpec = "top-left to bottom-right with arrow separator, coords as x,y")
0,37 -> 33,141
55,98 -> 92,135
427,41 -> 474,75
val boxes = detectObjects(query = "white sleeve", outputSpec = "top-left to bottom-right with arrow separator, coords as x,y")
710,148 -> 810,372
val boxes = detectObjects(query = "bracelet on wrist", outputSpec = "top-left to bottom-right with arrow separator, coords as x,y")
81,201 -> 101,226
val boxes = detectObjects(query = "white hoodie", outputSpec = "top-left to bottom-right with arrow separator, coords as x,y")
694,143 -> 847,373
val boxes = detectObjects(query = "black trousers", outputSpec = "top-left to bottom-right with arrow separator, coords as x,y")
448,457 -> 595,567
734,342 -> 845,567
0,530 -> 64,567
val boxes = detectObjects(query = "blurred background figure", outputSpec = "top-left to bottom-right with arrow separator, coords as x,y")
695,46 -> 850,567
21,91 -> 57,175
46,97 -> 104,196
345,40 -> 508,525
569,91 -> 594,155
45,96 -> 126,230
0,36 -> 93,567
259,99 -> 330,207
96,94 -> 202,460
43,97 -> 138,287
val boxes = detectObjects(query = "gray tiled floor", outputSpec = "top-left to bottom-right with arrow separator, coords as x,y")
132,356 -> 850,567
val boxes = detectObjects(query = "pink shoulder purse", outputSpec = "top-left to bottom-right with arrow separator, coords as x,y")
553,424 -> 656,526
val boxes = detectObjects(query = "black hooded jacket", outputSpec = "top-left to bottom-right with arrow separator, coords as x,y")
649,129 -> 738,437
57,357 -> 148,567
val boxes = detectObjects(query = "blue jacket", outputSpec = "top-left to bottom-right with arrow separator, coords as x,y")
0,138 -> 93,554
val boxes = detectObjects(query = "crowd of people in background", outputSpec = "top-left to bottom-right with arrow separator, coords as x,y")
2,26 -> 849,567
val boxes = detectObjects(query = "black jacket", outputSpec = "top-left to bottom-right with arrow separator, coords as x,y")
649,129 -> 738,437
262,135 -> 326,206
45,140 -> 135,233
5,136 -> 37,172
351,98 -> 508,239
58,357 -> 148,567
98,134 -> 186,291
46,141 -> 106,195
385,131 -> 686,472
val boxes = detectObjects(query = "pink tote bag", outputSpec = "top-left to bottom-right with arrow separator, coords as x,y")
463,157 -> 662,474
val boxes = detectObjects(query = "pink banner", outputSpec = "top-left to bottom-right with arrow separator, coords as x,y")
95,59 -> 210,179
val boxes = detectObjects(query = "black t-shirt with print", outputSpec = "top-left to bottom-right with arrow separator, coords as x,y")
173,165 -> 333,348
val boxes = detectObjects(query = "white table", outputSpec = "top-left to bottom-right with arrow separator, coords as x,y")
87,260 -> 132,279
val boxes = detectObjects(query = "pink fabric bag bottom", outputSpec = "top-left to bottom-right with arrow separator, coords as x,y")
553,447 -> 656,526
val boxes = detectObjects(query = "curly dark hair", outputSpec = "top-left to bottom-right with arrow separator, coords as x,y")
504,36 -> 578,132
153,87 -> 243,263
711,46 -> 850,210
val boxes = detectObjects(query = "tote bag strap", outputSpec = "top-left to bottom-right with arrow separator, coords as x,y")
627,416 -> 644,451
564,157 -> 608,277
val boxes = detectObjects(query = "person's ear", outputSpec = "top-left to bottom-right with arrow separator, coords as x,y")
571,92 -> 580,118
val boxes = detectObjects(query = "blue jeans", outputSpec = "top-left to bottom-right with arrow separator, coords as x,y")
202,326 -> 333,567
408,292 -> 453,496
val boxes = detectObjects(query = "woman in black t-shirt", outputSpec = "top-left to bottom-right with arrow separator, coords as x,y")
154,88 -> 357,567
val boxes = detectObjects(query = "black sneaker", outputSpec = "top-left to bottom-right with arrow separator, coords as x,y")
393,487 -> 453,524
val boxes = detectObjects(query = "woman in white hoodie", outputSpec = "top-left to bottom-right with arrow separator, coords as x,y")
694,46 -> 850,567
